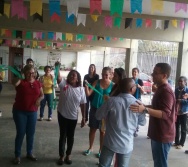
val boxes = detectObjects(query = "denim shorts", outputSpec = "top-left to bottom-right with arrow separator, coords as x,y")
89,106 -> 100,129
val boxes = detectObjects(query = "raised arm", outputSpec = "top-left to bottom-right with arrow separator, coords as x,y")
85,80 -> 97,96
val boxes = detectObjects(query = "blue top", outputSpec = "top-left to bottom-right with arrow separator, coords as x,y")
91,80 -> 113,108
175,86 -> 188,114
133,78 -> 143,99
96,93 -> 146,154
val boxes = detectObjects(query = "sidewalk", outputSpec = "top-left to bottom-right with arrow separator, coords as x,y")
0,83 -> 188,167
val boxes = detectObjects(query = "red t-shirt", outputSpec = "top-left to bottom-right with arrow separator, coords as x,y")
148,83 -> 176,143
13,80 -> 42,112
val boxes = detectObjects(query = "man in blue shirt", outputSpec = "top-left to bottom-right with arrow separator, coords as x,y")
96,78 -> 146,167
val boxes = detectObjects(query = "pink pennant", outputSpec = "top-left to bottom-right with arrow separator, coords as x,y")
11,0 -> 23,17
180,20 -> 185,29
90,0 -> 102,14
145,19 -> 152,28
25,40 -> 31,46
6,39 -> 11,46
57,43 -> 62,47
51,13 -> 61,23
87,35 -> 93,41
18,5 -> 28,20
105,16 -> 113,28
175,3 -> 187,13
36,32 -> 43,40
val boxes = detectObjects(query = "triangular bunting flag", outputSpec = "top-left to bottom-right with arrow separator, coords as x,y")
180,20 -> 185,29
171,20 -> 177,28
156,20 -> 162,29
136,18 -> 143,28
110,0 -> 124,17
130,0 -> 143,14
33,10 -> 43,22
87,35 -> 93,41
175,3 -> 187,13
125,18 -> 133,29
105,16 -> 113,28
67,0 -> 79,17
90,0 -> 102,14
3,4 -> 10,18
5,29 -> 11,37
25,31 -> 32,39
56,32 -> 62,41
90,15 -> 99,22
49,0 -> 61,16
51,13 -> 61,23
76,34 -> 84,41
151,0 -> 163,13
66,12 -> 75,24
145,19 -> 152,28
97,36 -> 104,40
164,20 -> 169,30
16,30 -> 22,38
114,17 -> 121,28
66,33 -> 73,41
48,32 -> 54,40
30,0 -> 42,16
77,14 -> 86,26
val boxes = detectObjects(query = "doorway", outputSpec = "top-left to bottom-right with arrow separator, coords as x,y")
8,47 -> 23,83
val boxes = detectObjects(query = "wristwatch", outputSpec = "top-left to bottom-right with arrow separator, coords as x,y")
143,107 -> 149,114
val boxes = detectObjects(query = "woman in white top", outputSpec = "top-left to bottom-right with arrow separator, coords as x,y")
56,67 -> 86,165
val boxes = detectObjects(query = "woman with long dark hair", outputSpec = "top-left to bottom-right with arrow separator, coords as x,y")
83,64 -> 99,122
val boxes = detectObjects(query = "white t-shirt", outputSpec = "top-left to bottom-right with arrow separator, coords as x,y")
57,78 -> 86,120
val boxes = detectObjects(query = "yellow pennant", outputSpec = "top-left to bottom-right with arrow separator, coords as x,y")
66,33 -> 73,41
32,41 -> 38,48
0,4 -> 10,18
30,0 -> 42,16
151,0 -> 164,13
171,20 -> 177,28
1,29 -> 6,36
91,15 -> 99,22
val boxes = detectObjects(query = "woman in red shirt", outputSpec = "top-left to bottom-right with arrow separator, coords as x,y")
12,64 -> 44,165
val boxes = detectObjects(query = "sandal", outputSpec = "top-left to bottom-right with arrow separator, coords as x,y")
97,152 -> 100,158
84,149 -> 92,156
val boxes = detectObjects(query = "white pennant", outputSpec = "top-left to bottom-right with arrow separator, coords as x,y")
156,20 -> 162,29
33,32 -> 37,39
56,32 -> 62,40
77,14 -> 86,26
67,0 -> 79,17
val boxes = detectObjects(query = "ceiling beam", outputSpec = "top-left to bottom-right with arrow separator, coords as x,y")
163,0 -> 188,3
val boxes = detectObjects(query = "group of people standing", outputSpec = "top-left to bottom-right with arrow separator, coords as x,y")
10,59 -> 188,167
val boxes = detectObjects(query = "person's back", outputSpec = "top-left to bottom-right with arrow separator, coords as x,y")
103,93 -> 146,154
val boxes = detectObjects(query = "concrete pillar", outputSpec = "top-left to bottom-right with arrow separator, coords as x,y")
176,19 -> 188,80
125,40 -> 138,77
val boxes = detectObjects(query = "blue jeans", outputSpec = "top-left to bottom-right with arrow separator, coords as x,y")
151,139 -> 172,167
99,146 -> 132,167
13,109 -> 37,157
40,93 -> 53,118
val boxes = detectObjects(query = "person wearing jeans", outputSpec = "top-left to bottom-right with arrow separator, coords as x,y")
130,63 -> 176,167
39,66 -> 54,121
12,65 -> 44,165
96,78 -> 146,167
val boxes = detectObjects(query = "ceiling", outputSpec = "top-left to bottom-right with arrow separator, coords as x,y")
37,0 -> 188,18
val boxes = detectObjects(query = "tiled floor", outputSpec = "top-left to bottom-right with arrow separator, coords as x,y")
0,83 -> 188,167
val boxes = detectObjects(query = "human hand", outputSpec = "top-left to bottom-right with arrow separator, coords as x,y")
183,93 -> 188,99
81,119 -> 85,128
103,95 -> 109,102
129,101 -> 145,113
35,98 -> 41,106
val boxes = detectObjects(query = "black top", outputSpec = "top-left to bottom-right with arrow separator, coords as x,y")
83,74 -> 99,87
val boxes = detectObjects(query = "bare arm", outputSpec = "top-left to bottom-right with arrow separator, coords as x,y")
85,80 -> 97,96
12,77 -> 21,87
80,103 -> 86,128
130,102 -> 162,118
35,87 -> 44,106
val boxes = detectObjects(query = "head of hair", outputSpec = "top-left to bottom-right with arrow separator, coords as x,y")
102,66 -> 111,73
23,64 -> 35,76
179,76 -> 187,85
67,70 -> 82,87
26,58 -> 33,64
132,67 -> 139,73
88,64 -> 96,75
114,68 -> 126,80
44,66 -> 51,72
155,63 -> 171,78
119,78 -> 135,93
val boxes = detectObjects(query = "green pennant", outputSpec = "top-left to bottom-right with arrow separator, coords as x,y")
46,41 -> 52,47
62,34 -> 66,40
76,34 -> 84,41
12,30 -> 16,38
119,38 -> 124,41
114,17 -> 121,28
26,31 -> 32,39
110,0 -> 124,17
92,36 -> 97,41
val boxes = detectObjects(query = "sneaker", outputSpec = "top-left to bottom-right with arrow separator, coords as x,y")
97,152 -> 100,158
84,149 -> 92,156
176,145 -> 183,149
38,117 -> 43,121
172,143 -> 177,147
185,150 -> 188,154
48,117 -> 52,121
